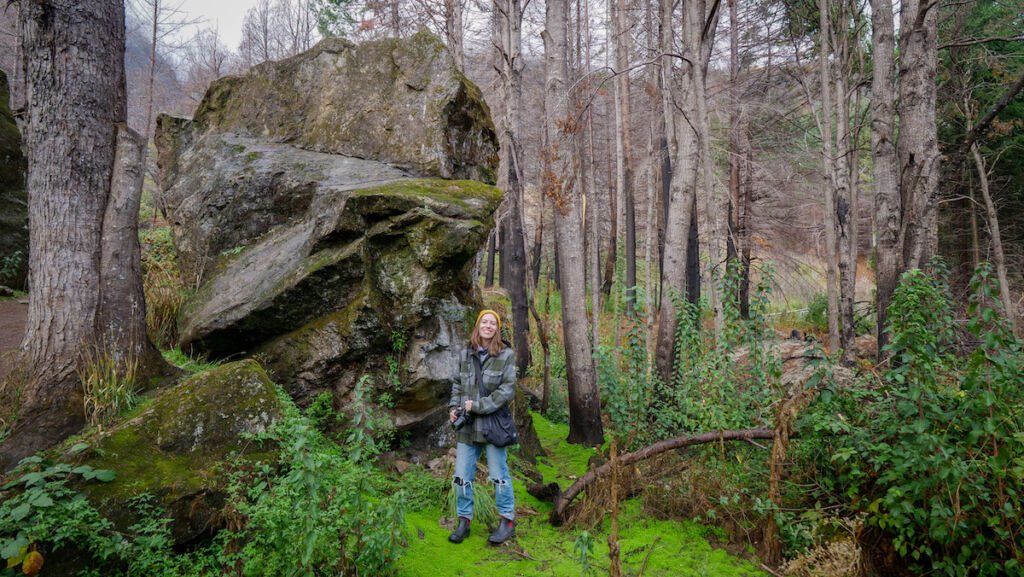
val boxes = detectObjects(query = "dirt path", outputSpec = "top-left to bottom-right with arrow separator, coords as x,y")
0,300 -> 28,382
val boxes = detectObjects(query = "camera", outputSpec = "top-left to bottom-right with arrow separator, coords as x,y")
451,407 -> 472,431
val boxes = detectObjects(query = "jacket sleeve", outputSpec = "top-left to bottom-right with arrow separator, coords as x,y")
449,350 -> 466,409
472,349 -> 516,415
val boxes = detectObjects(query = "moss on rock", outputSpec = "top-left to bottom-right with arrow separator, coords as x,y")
75,360 -> 282,544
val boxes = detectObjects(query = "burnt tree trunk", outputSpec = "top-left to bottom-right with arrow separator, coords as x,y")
544,0 -> 603,447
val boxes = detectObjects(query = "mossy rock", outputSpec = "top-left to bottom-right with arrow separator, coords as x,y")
183,30 -> 497,183
73,360 -> 282,544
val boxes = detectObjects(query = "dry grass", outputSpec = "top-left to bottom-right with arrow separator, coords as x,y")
78,341 -> 139,428
782,538 -> 861,577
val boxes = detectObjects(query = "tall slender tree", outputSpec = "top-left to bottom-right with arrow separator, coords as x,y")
544,0 -> 603,446
492,0 -> 531,377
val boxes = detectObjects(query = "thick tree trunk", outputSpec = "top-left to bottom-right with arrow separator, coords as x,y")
1,0 -> 162,468
870,0 -> 899,356
544,0 -> 603,447
897,0 -> 941,270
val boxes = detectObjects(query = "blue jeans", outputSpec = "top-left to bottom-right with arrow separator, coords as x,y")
453,442 -> 515,521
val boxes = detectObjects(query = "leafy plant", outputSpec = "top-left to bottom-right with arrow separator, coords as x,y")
0,446 -> 119,572
807,262 -> 1024,575
229,397 -> 406,577
0,251 -> 22,288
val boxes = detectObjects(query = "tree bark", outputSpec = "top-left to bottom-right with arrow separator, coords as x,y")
970,143 -> 1015,331
833,3 -> 857,357
444,0 -> 464,70
1,0 -> 163,468
897,0 -> 941,270
492,0 -> 531,377
655,0 -> 713,382
484,229 -> 496,287
544,0 -> 603,447
613,0 -> 637,314
870,0 -> 899,356
818,0 -> 841,353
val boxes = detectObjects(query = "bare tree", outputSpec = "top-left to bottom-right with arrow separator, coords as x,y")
492,0 -> 531,377
870,0 -> 898,354
611,0 -> 637,313
0,0 -> 163,467
544,0 -> 603,447
180,27 -> 234,107
654,0 -> 717,381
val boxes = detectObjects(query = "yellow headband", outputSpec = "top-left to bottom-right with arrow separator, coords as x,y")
475,309 -> 501,331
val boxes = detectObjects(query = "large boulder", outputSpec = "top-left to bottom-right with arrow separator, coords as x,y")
0,69 -> 27,290
74,360 -> 282,544
156,32 -> 501,440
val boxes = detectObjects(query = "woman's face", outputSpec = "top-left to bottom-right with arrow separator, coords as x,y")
478,313 -> 498,340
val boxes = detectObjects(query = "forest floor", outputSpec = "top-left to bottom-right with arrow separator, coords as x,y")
396,413 -> 767,577
0,299 -> 27,382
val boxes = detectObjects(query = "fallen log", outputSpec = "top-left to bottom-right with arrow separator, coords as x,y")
549,428 -> 775,525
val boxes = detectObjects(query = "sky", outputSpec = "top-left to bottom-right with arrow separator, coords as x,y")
173,0 -> 260,50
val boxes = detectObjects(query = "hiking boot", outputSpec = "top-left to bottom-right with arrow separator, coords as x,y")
448,517 -> 470,543
488,517 -> 515,544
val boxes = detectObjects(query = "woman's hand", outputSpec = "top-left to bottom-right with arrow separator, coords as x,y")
449,409 -> 458,423
464,400 -> 473,413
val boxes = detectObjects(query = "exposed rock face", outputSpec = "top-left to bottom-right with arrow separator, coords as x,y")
0,69 -> 27,289
156,32 -> 502,439
76,360 -> 282,544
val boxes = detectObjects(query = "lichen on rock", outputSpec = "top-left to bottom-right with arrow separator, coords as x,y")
155,32 -> 504,442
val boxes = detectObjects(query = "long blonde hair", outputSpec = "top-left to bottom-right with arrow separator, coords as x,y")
469,313 -> 504,356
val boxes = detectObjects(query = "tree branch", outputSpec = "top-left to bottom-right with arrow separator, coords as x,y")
550,428 -> 776,525
961,69 -> 1024,151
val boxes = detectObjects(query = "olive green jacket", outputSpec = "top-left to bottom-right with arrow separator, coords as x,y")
449,345 -> 516,445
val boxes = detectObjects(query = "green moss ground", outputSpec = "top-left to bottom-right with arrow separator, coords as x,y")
395,413 -> 766,577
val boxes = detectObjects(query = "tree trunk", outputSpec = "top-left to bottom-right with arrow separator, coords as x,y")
1,0 -> 162,468
833,7 -> 856,357
492,0 -> 531,377
444,0 -> 464,70
584,0 -> 601,346
897,0 -> 941,271
870,0 -> 899,356
544,0 -> 603,447
613,0 -> 637,314
655,0 -> 712,382
602,110 -> 618,297
485,230 -> 496,287
818,0 -> 841,353
970,143 -> 1015,331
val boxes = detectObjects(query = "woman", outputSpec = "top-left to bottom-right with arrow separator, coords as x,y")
447,309 -> 516,545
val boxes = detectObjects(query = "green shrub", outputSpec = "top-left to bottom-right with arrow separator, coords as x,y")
806,262 -> 1024,575
229,387 -> 405,576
